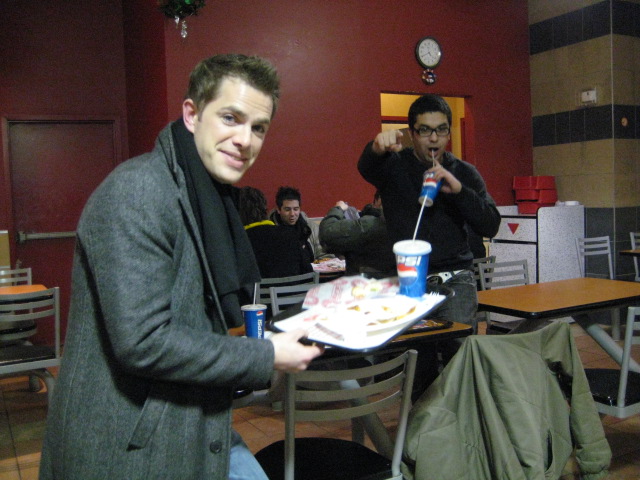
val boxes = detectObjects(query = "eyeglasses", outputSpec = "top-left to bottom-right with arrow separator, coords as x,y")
414,125 -> 450,137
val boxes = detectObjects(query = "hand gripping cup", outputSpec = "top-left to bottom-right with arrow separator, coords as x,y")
393,240 -> 432,298
419,171 -> 442,207
241,304 -> 267,338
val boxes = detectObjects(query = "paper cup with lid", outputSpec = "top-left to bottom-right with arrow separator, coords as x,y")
393,240 -> 432,298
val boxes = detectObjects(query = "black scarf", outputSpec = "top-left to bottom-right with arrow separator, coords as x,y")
171,118 -> 261,328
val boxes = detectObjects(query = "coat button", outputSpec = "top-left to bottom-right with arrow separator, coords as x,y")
209,441 -> 222,454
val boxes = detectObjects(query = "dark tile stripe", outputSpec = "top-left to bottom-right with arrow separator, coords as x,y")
532,104 -> 639,146
530,0 -> 640,55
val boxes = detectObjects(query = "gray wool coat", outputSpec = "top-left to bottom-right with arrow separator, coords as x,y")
39,124 -> 275,480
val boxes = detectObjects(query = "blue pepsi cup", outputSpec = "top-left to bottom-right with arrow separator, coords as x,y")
393,240 -> 432,298
419,172 -> 442,207
241,304 -> 267,338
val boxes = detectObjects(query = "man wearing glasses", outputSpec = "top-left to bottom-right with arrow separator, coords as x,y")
358,94 -> 500,327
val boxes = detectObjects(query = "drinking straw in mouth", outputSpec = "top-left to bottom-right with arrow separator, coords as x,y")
413,198 -> 426,241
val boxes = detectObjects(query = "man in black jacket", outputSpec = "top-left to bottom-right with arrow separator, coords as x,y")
358,94 -> 500,326
359,94 -> 500,401
238,186 -> 313,278
269,186 -> 318,264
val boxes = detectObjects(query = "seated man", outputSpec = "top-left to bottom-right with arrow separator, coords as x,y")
237,186 -> 313,278
319,192 -> 395,277
269,186 -> 324,262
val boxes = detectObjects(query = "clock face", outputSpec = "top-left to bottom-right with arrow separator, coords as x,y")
415,37 -> 442,69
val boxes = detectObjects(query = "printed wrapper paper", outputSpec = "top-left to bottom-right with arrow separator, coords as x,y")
303,275 -> 399,309
277,287 -> 446,351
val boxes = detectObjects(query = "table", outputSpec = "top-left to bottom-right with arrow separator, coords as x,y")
0,284 -> 48,343
477,277 -> 640,373
0,284 -> 47,297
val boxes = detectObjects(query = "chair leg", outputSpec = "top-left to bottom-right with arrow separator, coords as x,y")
28,369 -> 55,403
611,308 -> 621,341
351,417 -> 365,445
616,306 -> 638,410
29,374 -> 42,392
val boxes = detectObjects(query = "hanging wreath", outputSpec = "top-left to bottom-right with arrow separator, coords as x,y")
158,0 -> 206,20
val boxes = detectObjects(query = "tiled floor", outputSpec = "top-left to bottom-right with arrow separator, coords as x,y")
1,323 -> 639,479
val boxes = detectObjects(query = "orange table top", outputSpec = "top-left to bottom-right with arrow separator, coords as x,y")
620,249 -> 640,257
477,277 -> 640,319
0,284 -> 47,296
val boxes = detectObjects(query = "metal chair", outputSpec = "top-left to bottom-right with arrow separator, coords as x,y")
472,255 -> 495,288
0,287 -> 61,403
471,255 -> 495,333
575,236 -> 614,279
269,283 -> 319,316
630,232 -> 640,282
234,276 -> 318,410
575,236 -> 620,339
255,349 -> 418,480
403,322 -> 609,479
0,268 -> 37,346
478,259 -> 530,334
258,272 -> 319,316
0,267 -> 32,286
233,274 -> 319,411
585,306 -> 640,418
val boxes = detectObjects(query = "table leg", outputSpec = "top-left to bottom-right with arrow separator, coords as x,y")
572,313 -> 640,374
339,380 -> 394,459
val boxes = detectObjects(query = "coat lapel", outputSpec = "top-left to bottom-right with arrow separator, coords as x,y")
156,125 -> 231,333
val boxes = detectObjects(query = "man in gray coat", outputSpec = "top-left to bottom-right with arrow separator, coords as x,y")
39,54 -> 322,480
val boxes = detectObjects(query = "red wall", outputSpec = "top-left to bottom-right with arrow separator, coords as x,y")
153,0 -> 531,214
122,1 -> 168,157
1,0 -> 531,230
0,0 -> 129,229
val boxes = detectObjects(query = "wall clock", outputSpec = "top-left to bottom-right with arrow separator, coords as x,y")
415,37 -> 442,69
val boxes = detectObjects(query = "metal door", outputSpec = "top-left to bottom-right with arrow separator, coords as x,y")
5,117 -> 121,343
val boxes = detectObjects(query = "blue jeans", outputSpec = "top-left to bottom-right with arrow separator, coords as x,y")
429,269 -> 478,325
229,430 -> 268,480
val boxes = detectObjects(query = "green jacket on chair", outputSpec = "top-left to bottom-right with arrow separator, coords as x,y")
403,322 -> 611,480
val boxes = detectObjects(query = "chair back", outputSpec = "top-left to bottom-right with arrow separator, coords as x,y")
269,283 -> 318,316
0,268 -> 32,286
472,255 -> 496,287
0,287 -> 61,402
630,232 -> 640,282
585,305 -> 640,418
257,271 -> 319,307
478,259 -> 529,291
575,236 -> 613,279
283,349 -> 417,480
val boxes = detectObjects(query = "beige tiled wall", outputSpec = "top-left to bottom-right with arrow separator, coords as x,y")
614,139 -> 640,207
529,0 -> 640,208
530,37 -> 612,116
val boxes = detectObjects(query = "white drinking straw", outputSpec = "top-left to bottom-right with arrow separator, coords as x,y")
253,282 -> 258,305
413,199 -> 426,241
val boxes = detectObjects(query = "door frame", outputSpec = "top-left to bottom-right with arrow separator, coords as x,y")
1,115 -> 122,265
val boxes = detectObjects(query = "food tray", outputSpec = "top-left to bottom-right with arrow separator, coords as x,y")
272,293 -> 447,352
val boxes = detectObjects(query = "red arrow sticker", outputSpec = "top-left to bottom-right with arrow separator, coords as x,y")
507,223 -> 519,234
